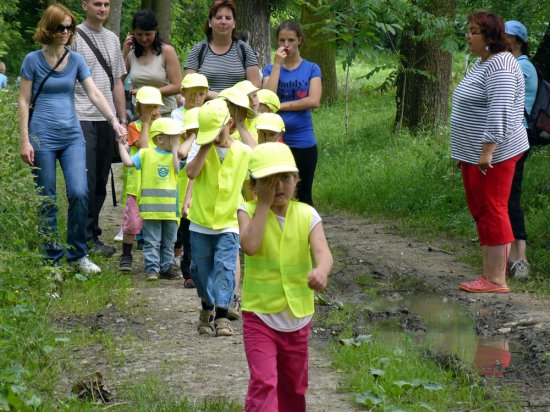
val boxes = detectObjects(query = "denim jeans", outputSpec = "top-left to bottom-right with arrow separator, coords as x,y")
142,219 -> 178,273
190,231 -> 238,308
32,141 -> 88,263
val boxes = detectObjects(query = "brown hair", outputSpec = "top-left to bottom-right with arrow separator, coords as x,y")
276,20 -> 305,44
33,4 -> 77,45
467,12 -> 509,53
204,0 -> 238,42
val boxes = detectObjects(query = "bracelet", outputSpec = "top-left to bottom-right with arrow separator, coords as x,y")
120,119 -> 128,125
107,113 -> 117,125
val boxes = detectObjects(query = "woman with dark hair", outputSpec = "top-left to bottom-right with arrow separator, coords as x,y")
451,12 -> 529,293
184,0 -> 260,99
123,9 -> 182,115
18,4 -> 124,274
263,20 -> 322,206
504,20 -> 538,280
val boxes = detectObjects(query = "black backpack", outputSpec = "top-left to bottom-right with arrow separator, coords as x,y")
526,68 -> 550,146
196,39 -> 247,70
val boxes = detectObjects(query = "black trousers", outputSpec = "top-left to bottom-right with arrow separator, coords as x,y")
289,145 -> 318,206
81,121 -> 115,242
508,149 -> 530,241
175,217 -> 192,279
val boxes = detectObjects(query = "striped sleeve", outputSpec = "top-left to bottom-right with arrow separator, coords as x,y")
484,69 -> 519,144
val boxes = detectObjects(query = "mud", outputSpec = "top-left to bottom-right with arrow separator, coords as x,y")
53,167 -> 550,410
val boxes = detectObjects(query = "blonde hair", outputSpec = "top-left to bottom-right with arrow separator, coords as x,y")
34,4 -> 77,45
0,62 -> 5,73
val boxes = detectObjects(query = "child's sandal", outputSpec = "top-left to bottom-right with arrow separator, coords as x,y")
197,309 -> 214,335
214,318 -> 234,337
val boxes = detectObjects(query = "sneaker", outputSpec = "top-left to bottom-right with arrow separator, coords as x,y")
119,254 -> 133,272
183,278 -> 196,289
459,276 -> 510,293
136,239 -> 144,251
197,309 -> 214,335
90,239 -> 116,257
113,228 -> 123,242
70,256 -> 101,275
215,317 -> 234,337
159,266 -> 183,280
509,260 -> 529,280
146,269 -> 159,281
227,295 -> 241,320
173,254 -> 182,269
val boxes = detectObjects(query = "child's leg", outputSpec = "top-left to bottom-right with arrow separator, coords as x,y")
243,311 -> 279,412
141,220 -> 162,274
212,233 -> 238,312
276,322 -> 311,412
180,218 -> 192,280
189,231 -> 215,305
120,194 -> 142,271
159,220 -> 179,275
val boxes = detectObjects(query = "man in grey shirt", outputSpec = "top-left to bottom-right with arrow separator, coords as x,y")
72,0 -> 127,256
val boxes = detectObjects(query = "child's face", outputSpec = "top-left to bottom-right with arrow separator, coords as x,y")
182,87 -> 208,109
184,128 -> 198,140
248,91 -> 259,114
257,103 -> 273,114
268,172 -> 297,207
139,104 -> 161,119
258,129 -> 282,144
213,122 -> 232,147
155,134 -> 180,151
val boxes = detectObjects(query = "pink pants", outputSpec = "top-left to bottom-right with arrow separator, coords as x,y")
122,194 -> 142,235
243,311 -> 310,412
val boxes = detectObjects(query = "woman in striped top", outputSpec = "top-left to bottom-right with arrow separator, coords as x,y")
451,12 -> 529,294
184,0 -> 260,99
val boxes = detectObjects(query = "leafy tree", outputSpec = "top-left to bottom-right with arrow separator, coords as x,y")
533,24 -> 550,78
237,0 -> 272,69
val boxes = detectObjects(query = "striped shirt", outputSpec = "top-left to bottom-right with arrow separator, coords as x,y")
451,52 -> 529,165
184,41 -> 258,92
71,24 -> 126,121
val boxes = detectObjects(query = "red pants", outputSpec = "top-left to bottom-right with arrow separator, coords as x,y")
243,311 -> 310,412
461,153 -> 522,245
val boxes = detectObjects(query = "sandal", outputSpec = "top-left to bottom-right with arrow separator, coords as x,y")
459,276 -> 510,293
197,309 -> 214,335
184,278 -> 196,289
214,317 -> 234,337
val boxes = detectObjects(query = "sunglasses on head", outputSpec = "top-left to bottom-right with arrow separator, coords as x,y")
55,24 -> 75,33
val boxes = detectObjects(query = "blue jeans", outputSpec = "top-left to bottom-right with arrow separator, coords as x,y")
32,141 -> 88,263
190,232 -> 238,308
142,219 -> 178,273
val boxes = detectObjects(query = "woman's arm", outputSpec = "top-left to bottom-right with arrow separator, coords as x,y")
263,46 -> 286,92
160,45 -> 183,97
279,77 -> 322,112
246,65 -> 261,88
307,222 -> 333,292
18,77 -> 34,165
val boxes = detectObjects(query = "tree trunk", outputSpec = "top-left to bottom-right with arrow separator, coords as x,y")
152,0 -> 171,43
236,0 -> 271,70
394,0 -> 456,132
533,23 -> 550,79
141,0 -> 153,9
300,0 -> 337,106
105,0 -> 122,38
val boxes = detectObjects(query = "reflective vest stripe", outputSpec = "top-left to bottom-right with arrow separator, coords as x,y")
139,203 -> 177,213
141,189 -> 177,197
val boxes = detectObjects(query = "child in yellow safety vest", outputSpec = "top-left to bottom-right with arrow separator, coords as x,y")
186,98 -> 252,337
118,117 -> 183,281
118,86 -> 163,273
255,112 -> 285,144
257,89 -> 281,114
237,142 -> 333,412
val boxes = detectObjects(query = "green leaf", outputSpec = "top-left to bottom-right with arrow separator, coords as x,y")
355,334 -> 373,344
74,273 -> 88,282
369,368 -> 385,378
339,338 -> 355,346
420,402 -> 437,411
355,391 -> 382,407
378,357 -> 391,368
55,336 -> 70,344
421,382 -> 444,391
0,393 -> 9,412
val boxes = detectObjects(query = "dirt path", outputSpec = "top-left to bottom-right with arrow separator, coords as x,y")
56,165 -> 550,410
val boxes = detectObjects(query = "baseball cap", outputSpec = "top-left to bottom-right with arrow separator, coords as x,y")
182,107 -> 200,132
505,21 -> 528,43
218,87 -> 255,118
234,80 -> 259,95
255,113 -> 285,133
150,117 -> 184,139
249,142 -> 298,179
257,89 -> 280,113
181,73 -> 209,89
196,98 -> 230,145
136,86 -> 164,105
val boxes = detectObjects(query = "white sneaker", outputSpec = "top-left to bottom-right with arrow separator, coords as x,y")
113,228 -> 123,242
71,256 -> 101,275
509,259 -> 529,280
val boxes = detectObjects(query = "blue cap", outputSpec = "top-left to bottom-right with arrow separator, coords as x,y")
505,20 -> 527,43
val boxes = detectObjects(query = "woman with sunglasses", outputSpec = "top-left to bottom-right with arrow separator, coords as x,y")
18,4 -> 124,274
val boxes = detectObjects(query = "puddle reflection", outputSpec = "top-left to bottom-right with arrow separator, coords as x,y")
366,293 -> 520,376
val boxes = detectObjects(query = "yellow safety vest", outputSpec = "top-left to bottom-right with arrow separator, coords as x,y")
138,148 -> 179,221
231,117 -> 258,144
188,140 -> 251,229
241,201 -> 314,318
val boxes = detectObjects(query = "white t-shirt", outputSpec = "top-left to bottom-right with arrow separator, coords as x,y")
238,204 -> 321,332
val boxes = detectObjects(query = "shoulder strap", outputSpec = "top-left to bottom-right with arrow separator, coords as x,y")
197,39 -> 208,70
76,27 -> 114,91
236,40 -> 247,70
30,47 -> 70,112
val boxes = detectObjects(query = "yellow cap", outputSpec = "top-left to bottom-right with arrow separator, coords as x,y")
249,142 -> 298,179
234,80 -> 259,95
196,98 -> 230,145
150,117 -> 183,139
181,73 -> 209,89
182,107 -> 200,132
257,89 -> 280,113
136,86 -> 164,106
218,87 -> 255,118
255,113 -> 285,133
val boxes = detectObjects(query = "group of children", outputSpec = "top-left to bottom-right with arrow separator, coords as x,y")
116,74 -> 333,410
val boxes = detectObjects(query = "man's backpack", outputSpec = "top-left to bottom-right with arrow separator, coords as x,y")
196,39 -> 247,70
526,68 -> 550,146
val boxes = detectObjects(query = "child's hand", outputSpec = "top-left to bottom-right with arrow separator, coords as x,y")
234,107 -> 247,128
254,175 -> 277,206
141,105 -> 158,125
307,268 -> 328,292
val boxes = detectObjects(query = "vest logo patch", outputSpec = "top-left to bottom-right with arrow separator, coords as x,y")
157,164 -> 170,178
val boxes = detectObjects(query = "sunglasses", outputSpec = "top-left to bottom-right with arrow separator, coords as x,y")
55,24 -> 76,33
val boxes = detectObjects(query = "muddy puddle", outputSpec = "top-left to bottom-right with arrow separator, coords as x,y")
362,291 -> 523,377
